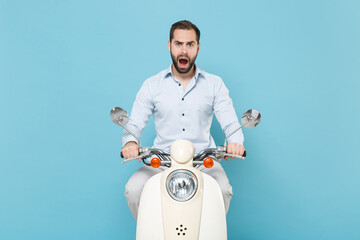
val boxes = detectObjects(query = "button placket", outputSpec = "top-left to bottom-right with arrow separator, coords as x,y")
180,94 -> 186,134
174,77 -> 187,135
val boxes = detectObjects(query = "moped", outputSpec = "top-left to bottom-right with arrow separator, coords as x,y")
110,107 -> 261,240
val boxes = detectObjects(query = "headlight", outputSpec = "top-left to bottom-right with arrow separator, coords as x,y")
166,170 -> 198,202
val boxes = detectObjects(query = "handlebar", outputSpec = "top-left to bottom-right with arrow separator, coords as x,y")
120,146 -> 246,166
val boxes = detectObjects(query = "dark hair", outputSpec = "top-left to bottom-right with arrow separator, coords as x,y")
170,20 -> 200,43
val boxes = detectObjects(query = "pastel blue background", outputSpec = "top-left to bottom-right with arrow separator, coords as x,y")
1,0 -> 359,239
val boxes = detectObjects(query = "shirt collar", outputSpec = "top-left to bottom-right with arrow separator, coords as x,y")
164,64 -> 204,81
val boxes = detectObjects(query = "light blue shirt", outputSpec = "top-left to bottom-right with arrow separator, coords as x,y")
122,65 -> 244,153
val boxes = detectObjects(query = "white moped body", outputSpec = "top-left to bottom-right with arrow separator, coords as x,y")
110,107 -> 261,240
136,140 -> 227,240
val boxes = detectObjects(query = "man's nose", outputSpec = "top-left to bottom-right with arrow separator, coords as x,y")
181,45 -> 188,54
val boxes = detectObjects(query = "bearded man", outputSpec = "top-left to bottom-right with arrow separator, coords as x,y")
121,20 -> 245,220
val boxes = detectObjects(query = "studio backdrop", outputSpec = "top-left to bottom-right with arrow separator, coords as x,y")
1,0 -> 359,239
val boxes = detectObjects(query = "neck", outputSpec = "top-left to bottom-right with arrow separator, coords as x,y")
172,64 -> 196,82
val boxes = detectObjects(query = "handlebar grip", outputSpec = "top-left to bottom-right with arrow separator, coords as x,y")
242,151 -> 247,158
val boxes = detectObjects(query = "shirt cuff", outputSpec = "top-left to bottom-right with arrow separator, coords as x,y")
225,122 -> 245,145
122,132 -> 140,147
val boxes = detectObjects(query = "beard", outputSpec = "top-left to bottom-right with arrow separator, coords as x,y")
170,51 -> 198,74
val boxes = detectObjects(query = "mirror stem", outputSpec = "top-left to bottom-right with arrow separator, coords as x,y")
223,122 -> 248,147
118,121 -> 142,147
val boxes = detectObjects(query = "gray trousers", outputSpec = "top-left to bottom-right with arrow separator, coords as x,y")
125,161 -> 233,220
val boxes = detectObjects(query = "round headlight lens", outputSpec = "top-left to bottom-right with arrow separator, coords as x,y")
166,170 -> 198,202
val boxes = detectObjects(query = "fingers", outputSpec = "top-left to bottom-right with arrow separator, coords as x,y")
239,145 -> 245,156
122,146 -> 139,159
121,141 -> 139,159
226,143 -> 245,158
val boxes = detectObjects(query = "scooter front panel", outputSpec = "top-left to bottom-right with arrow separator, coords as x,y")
136,165 -> 227,240
161,166 -> 204,240
198,173 -> 227,239
136,173 -> 164,240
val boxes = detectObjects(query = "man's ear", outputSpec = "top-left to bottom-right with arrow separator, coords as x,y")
168,40 -> 171,51
198,42 -> 200,52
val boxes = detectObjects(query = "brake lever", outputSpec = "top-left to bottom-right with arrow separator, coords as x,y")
223,153 -> 246,160
121,151 -> 151,164
121,156 -> 142,164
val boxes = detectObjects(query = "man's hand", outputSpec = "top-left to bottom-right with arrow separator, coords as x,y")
225,143 -> 245,161
122,141 -> 141,161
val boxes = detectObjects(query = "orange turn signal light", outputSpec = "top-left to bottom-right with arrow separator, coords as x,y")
203,157 -> 214,168
150,157 -> 161,168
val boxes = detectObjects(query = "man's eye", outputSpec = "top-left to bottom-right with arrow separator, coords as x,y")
188,43 -> 193,47
175,42 -> 181,46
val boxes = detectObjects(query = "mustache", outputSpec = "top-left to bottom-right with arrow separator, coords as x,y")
177,55 -> 189,60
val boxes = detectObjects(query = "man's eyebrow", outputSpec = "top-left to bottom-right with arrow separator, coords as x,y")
174,40 -> 196,43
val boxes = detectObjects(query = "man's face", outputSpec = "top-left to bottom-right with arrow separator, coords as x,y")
168,29 -> 200,74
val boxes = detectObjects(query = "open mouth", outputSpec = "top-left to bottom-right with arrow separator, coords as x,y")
178,57 -> 189,68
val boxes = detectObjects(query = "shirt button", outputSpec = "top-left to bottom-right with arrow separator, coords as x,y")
183,128 -> 185,131
178,83 -> 181,86
182,98 -> 184,101
182,113 -> 185,116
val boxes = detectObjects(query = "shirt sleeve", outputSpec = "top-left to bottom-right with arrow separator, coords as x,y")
122,79 -> 154,146
213,78 -> 244,145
